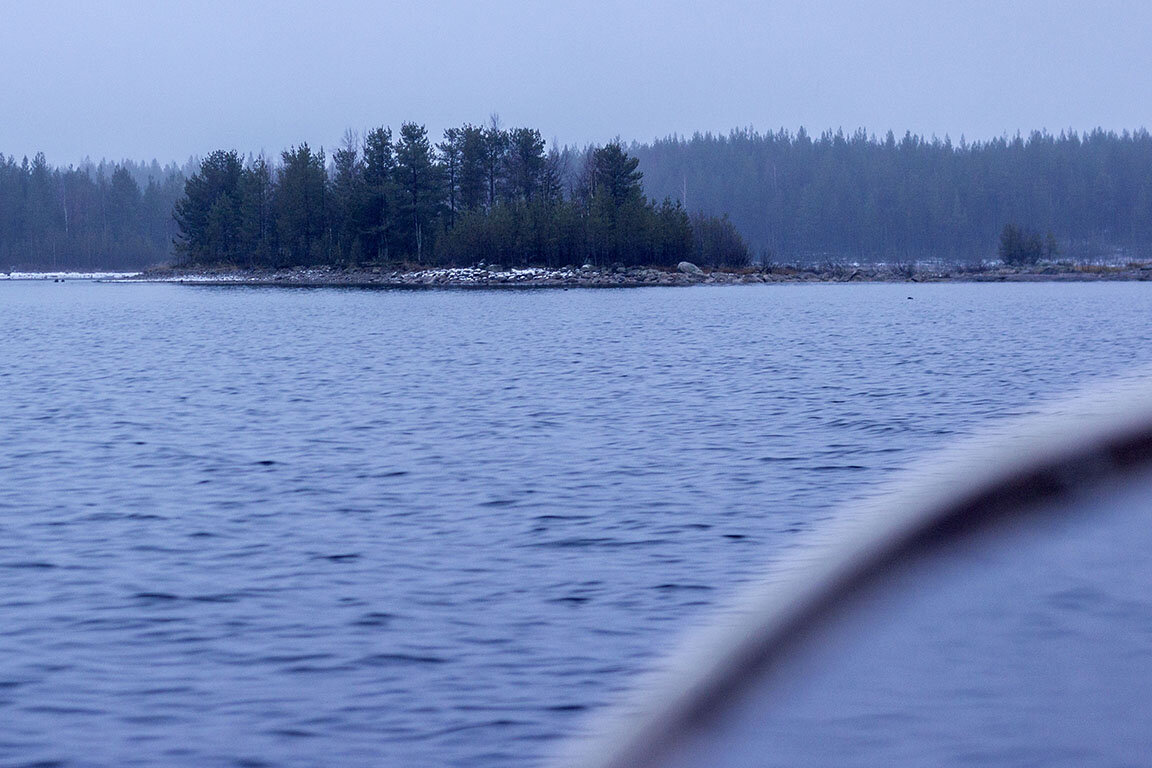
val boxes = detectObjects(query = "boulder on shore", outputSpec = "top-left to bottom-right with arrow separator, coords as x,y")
677,261 -> 704,275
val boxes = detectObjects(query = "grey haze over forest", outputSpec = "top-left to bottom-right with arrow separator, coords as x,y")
3,0 -> 1150,164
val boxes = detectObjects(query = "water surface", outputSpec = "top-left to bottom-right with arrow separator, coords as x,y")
2,281 -> 1151,767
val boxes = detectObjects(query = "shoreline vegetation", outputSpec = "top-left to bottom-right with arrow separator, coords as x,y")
5,124 -> 1152,273
171,125 -> 753,274
116,260 -> 1152,288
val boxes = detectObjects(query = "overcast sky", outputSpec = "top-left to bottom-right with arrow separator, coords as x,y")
4,0 -> 1150,164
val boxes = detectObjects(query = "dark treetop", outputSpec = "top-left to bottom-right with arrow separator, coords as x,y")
170,123 -> 748,272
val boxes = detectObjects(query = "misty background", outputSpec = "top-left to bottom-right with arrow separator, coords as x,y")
5,0 -> 1150,163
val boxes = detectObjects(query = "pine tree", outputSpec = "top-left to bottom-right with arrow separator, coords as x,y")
393,123 -> 442,261
174,150 -> 243,264
482,116 -> 509,209
437,127 -> 463,228
330,132 -> 367,264
591,142 -> 644,207
238,156 -> 275,266
457,124 -> 487,212
504,128 -> 547,203
540,147 -> 567,207
275,144 -> 328,265
362,127 -> 396,262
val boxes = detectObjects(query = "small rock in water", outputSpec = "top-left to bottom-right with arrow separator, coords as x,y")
677,261 -> 704,275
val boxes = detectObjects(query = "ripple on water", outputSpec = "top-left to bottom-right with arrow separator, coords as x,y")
2,281 -> 1152,767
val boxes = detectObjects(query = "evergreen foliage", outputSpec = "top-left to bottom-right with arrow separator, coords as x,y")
19,122 -> 1149,271
632,127 -> 1152,262
361,127 -> 397,262
168,126 -> 749,270
0,152 -> 183,270
393,123 -> 442,263
691,213 -> 751,269
998,224 -> 1045,265
591,143 -> 644,206
457,124 -> 488,212
237,156 -> 275,266
330,133 -> 367,264
174,149 -> 243,264
275,144 -> 328,265
437,128 -> 463,229
505,128 -> 547,203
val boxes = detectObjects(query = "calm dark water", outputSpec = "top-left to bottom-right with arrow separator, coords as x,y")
1,281 -> 1151,767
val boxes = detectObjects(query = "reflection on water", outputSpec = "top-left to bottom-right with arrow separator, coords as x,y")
1,281 -> 1151,767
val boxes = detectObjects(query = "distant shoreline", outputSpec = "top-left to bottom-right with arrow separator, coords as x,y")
113,262 -> 1152,288
7,262 -> 1152,288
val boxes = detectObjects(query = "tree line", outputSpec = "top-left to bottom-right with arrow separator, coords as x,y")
631,127 -> 1152,262
172,120 -> 750,270
0,154 -> 185,270
8,124 -> 1152,270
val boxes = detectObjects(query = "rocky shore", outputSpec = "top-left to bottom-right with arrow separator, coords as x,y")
124,260 -> 1152,288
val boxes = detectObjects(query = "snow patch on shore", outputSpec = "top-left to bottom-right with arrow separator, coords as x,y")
410,267 -> 579,282
128,266 -> 590,285
123,272 -> 249,283
1,271 -> 141,281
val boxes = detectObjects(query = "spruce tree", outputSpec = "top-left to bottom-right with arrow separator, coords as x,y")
238,156 -> 275,266
174,150 -> 243,264
437,128 -> 463,229
505,128 -> 547,203
362,127 -> 396,262
330,134 -> 367,264
482,117 -> 509,209
457,124 -> 488,212
592,143 -> 644,207
275,144 -> 328,265
393,123 -> 442,262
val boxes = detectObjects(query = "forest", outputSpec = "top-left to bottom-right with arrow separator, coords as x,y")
0,155 -> 185,270
170,122 -> 748,270
633,127 -> 1152,262
3,124 -> 1152,270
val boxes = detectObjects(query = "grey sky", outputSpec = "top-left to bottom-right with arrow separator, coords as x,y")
4,0 -> 1150,164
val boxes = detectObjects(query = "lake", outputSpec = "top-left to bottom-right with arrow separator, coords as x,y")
2,280 -> 1151,767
